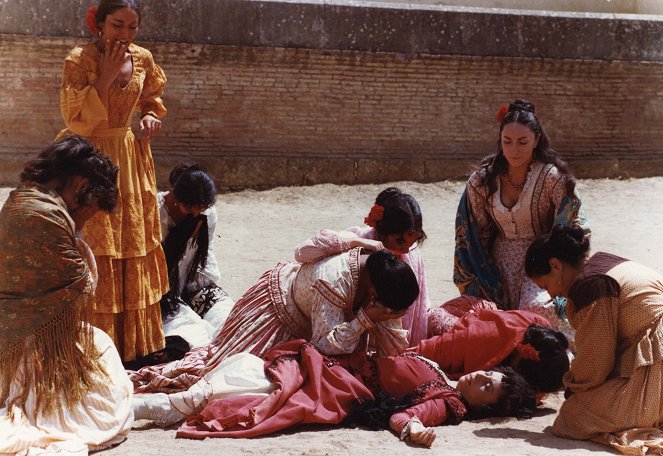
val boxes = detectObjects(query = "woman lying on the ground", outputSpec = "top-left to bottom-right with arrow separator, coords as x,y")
161,340 -> 537,447
525,224 -> 663,455
158,163 -> 234,346
129,249 -> 419,393
421,297 -> 570,393
0,136 -> 132,454
294,187 -> 430,346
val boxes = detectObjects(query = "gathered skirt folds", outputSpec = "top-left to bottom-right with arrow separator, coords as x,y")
0,327 -> 134,455
130,263 -> 299,394
553,362 -> 663,454
62,127 -> 169,361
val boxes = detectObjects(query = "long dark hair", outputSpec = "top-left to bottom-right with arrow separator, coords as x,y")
94,0 -> 141,26
373,187 -> 427,244
478,99 -> 576,199
343,390 -> 414,430
20,135 -> 119,212
161,163 -> 216,299
345,365 -> 536,430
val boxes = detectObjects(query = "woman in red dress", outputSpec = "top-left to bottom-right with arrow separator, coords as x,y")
175,340 -> 536,447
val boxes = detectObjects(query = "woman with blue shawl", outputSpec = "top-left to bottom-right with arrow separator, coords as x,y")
453,99 -> 589,345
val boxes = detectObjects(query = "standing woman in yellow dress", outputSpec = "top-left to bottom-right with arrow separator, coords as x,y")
58,0 -> 168,362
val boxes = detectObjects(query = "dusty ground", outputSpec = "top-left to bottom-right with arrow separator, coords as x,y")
9,177 -> 663,456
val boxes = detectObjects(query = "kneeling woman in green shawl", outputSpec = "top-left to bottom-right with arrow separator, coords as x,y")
0,135 -> 133,454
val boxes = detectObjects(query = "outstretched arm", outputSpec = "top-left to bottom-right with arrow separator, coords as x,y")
389,398 -> 450,447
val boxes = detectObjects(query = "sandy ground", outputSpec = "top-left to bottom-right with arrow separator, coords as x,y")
6,177 -> 663,456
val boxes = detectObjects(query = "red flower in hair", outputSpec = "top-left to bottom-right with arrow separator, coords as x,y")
363,204 -> 384,228
495,105 -> 508,123
516,343 -> 541,362
85,6 -> 100,36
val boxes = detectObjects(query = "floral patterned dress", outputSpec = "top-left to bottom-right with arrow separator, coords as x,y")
458,161 -> 589,342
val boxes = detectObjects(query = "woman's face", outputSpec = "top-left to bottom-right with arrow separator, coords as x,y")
501,122 -> 538,169
178,202 -> 208,218
456,370 -> 505,407
99,7 -> 139,47
531,258 -> 574,298
381,230 -> 421,255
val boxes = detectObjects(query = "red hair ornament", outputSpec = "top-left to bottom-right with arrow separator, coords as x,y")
85,6 -> 100,36
495,105 -> 508,123
363,204 -> 384,228
516,343 -> 541,362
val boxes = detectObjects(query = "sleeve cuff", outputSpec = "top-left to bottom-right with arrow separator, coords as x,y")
356,308 -> 375,331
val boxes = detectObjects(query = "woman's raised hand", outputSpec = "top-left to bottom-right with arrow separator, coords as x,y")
97,39 -> 127,87
363,299 -> 408,322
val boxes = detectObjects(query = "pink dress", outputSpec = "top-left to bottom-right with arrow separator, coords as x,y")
294,226 -> 430,346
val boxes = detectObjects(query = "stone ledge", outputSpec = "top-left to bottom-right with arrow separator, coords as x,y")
2,0 -> 663,61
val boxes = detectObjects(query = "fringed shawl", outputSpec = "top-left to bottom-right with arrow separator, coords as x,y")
0,184 -> 106,416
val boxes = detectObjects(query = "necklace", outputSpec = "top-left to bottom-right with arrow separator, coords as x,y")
504,172 -> 526,191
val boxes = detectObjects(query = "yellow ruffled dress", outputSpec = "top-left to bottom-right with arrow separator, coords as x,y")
58,42 -> 168,361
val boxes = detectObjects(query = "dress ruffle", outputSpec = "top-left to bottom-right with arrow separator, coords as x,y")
91,246 -> 168,361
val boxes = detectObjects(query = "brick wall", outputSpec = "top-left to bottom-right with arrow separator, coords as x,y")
2,33 -> 663,189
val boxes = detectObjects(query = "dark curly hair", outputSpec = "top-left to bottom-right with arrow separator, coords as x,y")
20,135 -> 119,212
373,187 -> 427,245
510,323 -> 569,393
343,390 -> 414,430
477,99 -> 576,200
464,366 -> 537,420
525,224 -> 590,278
344,365 -> 536,431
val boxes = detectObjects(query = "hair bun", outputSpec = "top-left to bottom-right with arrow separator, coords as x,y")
550,224 -> 589,254
169,162 -> 204,187
509,99 -> 536,114
375,187 -> 402,205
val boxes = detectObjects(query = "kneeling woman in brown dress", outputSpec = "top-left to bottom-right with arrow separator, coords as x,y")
525,224 -> 663,454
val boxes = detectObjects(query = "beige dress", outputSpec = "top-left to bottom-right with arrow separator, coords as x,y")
553,252 -> 663,454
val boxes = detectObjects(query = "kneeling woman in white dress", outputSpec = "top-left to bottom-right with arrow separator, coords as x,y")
0,136 -> 133,455
158,163 -> 234,349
